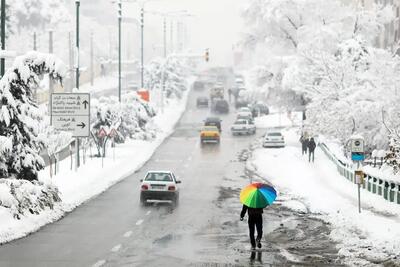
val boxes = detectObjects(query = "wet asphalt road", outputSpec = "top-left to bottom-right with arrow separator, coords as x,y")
0,86 -> 344,266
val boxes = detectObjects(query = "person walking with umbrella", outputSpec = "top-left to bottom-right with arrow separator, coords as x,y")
240,183 -> 277,250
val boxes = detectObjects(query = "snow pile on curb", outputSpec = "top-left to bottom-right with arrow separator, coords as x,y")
0,77 -> 193,244
249,128 -> 400,265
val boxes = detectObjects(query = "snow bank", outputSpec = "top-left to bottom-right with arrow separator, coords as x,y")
254,111 -> 302,129
0,78 -> 193,244
250,128 -> 400,264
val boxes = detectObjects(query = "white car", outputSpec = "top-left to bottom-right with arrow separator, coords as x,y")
236,107 -> 253,119
263,131 -> 285,148
231,119 -> 256,135
140,171 -> 181,205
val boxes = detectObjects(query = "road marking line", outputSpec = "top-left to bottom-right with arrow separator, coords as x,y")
123,231 -> 133,238
92,260 -> 106,267
111,244 -> 122,252
146,211 -> 151,216
136,219 -> 144,226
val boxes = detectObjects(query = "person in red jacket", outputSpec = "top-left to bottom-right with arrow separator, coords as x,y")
240,205 -> 263,249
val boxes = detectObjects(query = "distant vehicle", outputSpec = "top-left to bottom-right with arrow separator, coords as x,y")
204,117 -> 222,132
251,103 -> 269,117
231,119 -> 256,135
263,131 -> 285,148
212,99 -> 229,113
193,81 -> 205,91
235,98 -> 249,109
210,87 -> 224,102
200,126 -> 220,144
127,81 -> 139,91
237,107 -> 253,118
140,171 -> 181,205
196,96 -> 209,108
237,113 -> 254,123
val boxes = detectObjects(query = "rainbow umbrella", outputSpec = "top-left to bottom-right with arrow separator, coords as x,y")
240,183 -> 277,208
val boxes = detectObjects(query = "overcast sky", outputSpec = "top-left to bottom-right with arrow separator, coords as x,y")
124,0 -> 246,66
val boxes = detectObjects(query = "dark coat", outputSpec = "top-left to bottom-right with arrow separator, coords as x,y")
300,136 -> 309,150
240,205 -> 263,218
308,139 -> 316,152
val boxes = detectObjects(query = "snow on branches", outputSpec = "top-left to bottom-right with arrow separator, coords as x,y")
0,51 -> 66,181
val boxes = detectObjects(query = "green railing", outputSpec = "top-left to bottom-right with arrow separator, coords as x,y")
319,143 -> 400,205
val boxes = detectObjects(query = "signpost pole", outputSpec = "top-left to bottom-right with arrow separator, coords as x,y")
357,162 -> 361,214
75,0 -> 80,169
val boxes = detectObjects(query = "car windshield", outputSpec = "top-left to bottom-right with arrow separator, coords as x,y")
203,126 -> 218,131
145,172 -> 173,182
235,120 -> 246,125
268,132 -> 282,137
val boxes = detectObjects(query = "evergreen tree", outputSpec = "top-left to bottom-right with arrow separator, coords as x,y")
0,52 -> 65,181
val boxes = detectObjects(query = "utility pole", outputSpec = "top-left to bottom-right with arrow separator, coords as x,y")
170,19 -> 173,54
75,0 -> 80,169
140,6 -> 144,89
90,31 -> 94,86
163,17 -> 167,58
33,32 -> 37,51
49,30 -> 54,109
68,31 -> 74,93
118,0 -> 122,102
1,0 -> 6,78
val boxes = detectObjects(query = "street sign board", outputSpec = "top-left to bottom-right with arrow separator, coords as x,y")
351,138 -> 364,153
109,128 -> 118,138
355,170 -> 365,184
51,93 -> 90,137
351,153 -> 365,161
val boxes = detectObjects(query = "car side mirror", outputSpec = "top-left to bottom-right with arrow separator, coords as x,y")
140,179 -> 143,182
176,180 -> 182,184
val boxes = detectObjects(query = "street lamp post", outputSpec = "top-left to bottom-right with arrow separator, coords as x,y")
118,0 -> 122,102
140,6 -> 144,89
1,0 -> 6,78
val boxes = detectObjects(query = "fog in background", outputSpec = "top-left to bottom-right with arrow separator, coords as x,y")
80,0 -> 245,67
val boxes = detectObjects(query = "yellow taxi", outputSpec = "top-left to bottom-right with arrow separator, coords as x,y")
200,126 -> 220,144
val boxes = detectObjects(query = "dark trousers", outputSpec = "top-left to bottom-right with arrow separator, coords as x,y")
248,214 -> 263,247
309,150 -> 315,162
302,147 -> 307,155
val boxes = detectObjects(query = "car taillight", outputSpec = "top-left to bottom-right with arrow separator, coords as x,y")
201,133 -> 205,137
141,185 -> 148,190
168,186 -> 176,191
214,133 -> 219,137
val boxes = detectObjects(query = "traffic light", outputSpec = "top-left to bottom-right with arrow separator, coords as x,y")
205,49 -> 209,62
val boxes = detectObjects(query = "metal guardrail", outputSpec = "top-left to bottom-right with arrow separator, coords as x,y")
319,143 -> 400,205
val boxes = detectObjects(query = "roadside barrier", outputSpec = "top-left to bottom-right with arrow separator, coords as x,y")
319,143 -> 400,205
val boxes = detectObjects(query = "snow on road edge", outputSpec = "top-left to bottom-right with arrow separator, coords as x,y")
0,81 -> 192,244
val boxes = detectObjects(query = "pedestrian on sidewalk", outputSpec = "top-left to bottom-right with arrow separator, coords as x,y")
240,205 -> 263,250
308,137 -> 316,162
228,88 -> 232,103
299,134 -> 309,155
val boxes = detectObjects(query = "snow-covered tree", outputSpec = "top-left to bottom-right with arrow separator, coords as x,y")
90,93 -> 156,156
12,0 -> 71,32
144,57 -> 189,100
0,52 -> 65,181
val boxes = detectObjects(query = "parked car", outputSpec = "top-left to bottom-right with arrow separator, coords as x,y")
231,119 -> 256,135
140,171 -> 181,205
196,96 -> 209,108
212,99 -> 229,113
200,126 -> 220,144
263,131 -> 285,148
251,103 -> 269,117
204,117 -> 222,132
